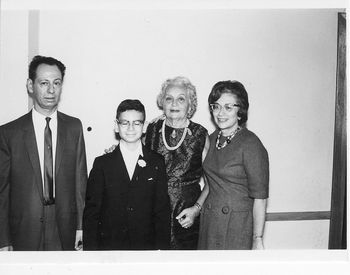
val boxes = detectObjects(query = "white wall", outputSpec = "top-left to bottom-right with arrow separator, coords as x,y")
0,11 -> 29,122
0,8 -> 342,249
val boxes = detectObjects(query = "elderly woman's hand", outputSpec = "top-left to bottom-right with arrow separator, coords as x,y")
104,143 -> 118,154
149,114 -> 165,124
175,206 -> 200,229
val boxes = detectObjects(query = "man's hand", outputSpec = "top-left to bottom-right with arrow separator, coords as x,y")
0,245 -> 13,251
75,230 -> 83,251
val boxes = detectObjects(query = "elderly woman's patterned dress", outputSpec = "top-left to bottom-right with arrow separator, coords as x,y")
145,119 -> 207,249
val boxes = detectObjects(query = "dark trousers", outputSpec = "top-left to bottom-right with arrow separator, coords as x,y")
39,204 -> 62,251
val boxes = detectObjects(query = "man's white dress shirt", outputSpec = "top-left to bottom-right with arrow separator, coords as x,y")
32,108 -> 57,196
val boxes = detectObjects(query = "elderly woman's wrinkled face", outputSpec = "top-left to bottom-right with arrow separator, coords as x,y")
163,86 -> 190,121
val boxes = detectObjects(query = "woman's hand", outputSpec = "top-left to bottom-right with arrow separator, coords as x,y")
252,237 -> 264,250
149,114 -> 165,124
252,199 -> 267,250
104,143 -> 118,154
175,206 -> 200,228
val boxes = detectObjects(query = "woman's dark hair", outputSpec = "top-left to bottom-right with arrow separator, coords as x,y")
208,80 -> 249,126
29,55 -> 66,81
116,99 -> 146,122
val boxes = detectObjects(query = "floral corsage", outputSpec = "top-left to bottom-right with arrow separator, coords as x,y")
137,159 -> 147,168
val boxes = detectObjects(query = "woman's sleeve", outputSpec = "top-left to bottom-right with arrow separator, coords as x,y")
243,136 -> 269,199
144,122 -> 155,149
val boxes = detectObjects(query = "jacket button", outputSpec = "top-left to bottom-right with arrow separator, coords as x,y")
222,206 -> 229,214
40,217 -> 44,222
206,203 -> 211,210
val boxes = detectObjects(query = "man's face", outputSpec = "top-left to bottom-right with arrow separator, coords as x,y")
117,110 -> 144,144
27,64 -> 63,115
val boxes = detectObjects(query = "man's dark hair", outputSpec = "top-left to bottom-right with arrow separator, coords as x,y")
28,55 -> 66,81
116,99 -> 146,122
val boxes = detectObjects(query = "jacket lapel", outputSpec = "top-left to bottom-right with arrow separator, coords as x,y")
55,112 -> 66,177
23,111 -> 44,201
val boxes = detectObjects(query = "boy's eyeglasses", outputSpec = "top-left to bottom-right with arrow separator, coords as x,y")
116,120 -> 144,128
209,103 -> 240,113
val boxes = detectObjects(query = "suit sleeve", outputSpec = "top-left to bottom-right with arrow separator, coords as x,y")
0,127 -> 11,248
83,157 -> 104,250
153,156 -> 170,249
75,121 -> 88,230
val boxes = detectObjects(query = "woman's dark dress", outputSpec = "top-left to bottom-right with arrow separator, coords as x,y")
145,119 -> 207,249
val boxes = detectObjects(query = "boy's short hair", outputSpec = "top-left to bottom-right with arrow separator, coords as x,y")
116,99 -> 146,122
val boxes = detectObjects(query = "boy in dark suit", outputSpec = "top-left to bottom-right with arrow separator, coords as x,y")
83,99 -> 170,250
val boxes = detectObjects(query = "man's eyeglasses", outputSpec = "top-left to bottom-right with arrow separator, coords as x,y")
116,120 -> 144,128
209,103 -> 240,113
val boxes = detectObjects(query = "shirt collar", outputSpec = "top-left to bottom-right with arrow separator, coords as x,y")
32,107 -> 58,122
119,140 -> 143,157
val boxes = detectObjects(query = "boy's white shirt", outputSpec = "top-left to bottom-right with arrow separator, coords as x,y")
119,140 -> 143,180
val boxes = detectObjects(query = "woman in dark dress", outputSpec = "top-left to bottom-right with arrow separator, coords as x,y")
145,76 -> 210,249
198,80 -> 269,250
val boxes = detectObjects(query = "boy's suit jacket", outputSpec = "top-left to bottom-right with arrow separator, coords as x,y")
83,144 -> 170,250
0,111 -> 87,250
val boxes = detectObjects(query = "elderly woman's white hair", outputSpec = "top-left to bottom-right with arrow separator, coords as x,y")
157,76 -> 198,119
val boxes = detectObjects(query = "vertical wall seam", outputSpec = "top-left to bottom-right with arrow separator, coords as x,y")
28,9 -> 40,111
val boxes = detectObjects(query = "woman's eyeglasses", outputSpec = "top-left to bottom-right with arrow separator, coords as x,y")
209,103 -> 240,113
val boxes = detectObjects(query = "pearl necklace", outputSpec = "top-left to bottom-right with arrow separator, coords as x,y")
161,119 -> 189,151
216,126 -> 242,150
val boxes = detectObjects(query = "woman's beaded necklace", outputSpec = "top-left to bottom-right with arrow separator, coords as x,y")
161,119 -> 189,151
216,126 -> 242,150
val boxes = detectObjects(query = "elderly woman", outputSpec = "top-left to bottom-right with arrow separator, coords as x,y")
145,76 -> 209,249
198,80 -> 269,250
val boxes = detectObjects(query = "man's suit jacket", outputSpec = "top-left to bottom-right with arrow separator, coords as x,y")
83,145 -> 170,250
0,110 -> 87,250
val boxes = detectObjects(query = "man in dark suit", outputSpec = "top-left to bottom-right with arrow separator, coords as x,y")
83,99 -> 170,250
0,55 -> 87,251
